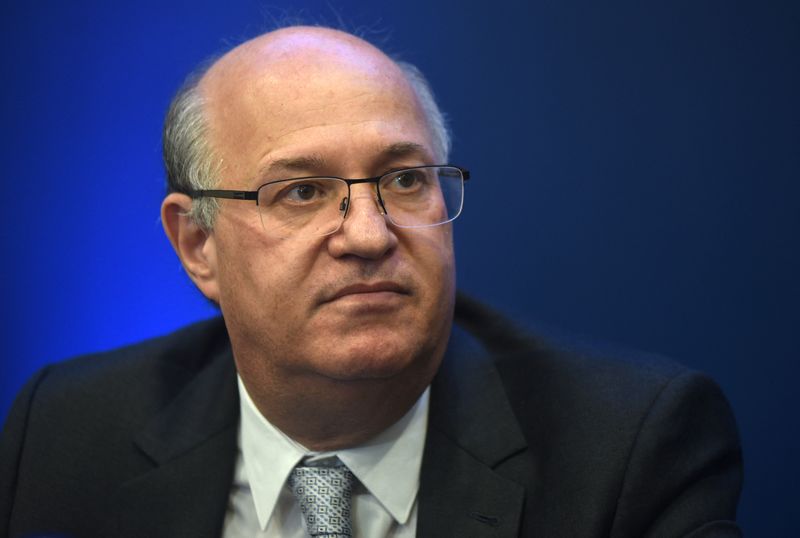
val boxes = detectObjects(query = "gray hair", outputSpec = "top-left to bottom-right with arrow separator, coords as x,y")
162,68 -> 221,229
395,61 -> 452,162
163,54 -> 451,230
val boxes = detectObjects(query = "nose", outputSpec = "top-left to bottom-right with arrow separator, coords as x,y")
327,184 -> 397,260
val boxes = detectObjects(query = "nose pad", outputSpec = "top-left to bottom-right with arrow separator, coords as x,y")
375,191 -> 388,216
339,194 -> 387,220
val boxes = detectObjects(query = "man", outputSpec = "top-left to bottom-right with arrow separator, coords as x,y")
1,26 -> 742,537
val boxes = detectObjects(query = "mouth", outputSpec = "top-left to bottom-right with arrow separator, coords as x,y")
324,281 -> 410,304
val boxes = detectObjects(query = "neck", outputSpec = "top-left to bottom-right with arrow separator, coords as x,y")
262,379 -> 427,451
235,351 -> 444,452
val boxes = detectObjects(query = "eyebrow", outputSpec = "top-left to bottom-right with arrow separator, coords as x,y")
380,141 -> 429,161
259,154 -> 327,179
257,142 -> 432,181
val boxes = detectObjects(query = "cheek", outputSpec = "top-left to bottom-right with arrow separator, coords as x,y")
215,245 -> 316,362
407,226 -> 456,293
213,221 -> 324,321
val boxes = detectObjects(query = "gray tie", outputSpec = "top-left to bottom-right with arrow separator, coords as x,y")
288,457 -> 355,538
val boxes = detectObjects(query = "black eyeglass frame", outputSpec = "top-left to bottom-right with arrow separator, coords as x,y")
185,164 -> 470,226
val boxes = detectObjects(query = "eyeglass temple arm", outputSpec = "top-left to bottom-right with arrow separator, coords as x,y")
186,189 -> 259,201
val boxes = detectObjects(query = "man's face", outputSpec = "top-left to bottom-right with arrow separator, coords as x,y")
198,30 -> 456,389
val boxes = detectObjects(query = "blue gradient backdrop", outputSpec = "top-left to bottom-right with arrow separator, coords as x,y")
2,1 -> 797,535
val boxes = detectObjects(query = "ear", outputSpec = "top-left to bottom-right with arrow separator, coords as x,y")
161,193 -> 220,302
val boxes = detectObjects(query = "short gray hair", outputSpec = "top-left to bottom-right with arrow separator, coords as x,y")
396,61 -> 452,162
162,68 -> 221,230
162,52 -> 451,230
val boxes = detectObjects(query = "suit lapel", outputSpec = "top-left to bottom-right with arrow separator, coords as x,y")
417,327 -> 528,537
109,345 -> 239,538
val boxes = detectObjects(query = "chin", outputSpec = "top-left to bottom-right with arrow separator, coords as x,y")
311,334 -> 429,381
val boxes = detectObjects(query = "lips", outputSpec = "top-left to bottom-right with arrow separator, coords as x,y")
324,281 -> 410,303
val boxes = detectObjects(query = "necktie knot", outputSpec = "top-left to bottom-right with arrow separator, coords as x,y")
288,457 -> 355,537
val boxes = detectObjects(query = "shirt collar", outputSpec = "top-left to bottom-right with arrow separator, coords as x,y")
237,375 -> 429,530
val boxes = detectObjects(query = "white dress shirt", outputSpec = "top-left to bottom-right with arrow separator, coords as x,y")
222,376 -> 429,538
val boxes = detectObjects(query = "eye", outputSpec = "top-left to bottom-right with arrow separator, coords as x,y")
387,169 -> 427,193
286,183 -> 319,201
395,172 -> 418,188
274,180 -> 335,205
260,178 -> 344,208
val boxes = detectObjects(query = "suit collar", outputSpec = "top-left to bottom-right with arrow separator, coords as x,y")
431,325 -> 528,465
133,344 -> 239,464
417,325 -> 528,537
110,337 -> 240,537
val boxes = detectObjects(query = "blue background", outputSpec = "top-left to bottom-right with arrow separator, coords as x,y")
2,1 -> 797,534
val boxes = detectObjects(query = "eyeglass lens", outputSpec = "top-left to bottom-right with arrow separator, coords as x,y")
255,166 -> 464,237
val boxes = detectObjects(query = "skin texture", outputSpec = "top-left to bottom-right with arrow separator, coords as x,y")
161,27 -> 456,450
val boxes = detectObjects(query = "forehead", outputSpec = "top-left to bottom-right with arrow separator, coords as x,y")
199,29 -> 434,180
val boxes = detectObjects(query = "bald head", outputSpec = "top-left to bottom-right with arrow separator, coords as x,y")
163,26 -> 450,229
200,28 -> 433,183
201,27 -> 405,97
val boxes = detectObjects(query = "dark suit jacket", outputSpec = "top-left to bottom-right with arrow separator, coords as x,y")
1,295 -> 742,537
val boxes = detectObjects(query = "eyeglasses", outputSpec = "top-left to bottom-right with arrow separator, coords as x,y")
187,165 -> 469,237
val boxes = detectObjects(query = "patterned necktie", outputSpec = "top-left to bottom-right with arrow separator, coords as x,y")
288,457 -> 355,538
